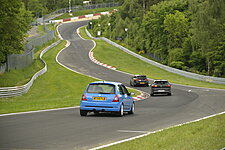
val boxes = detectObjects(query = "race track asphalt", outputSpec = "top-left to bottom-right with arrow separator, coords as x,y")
0,21 -> 225,150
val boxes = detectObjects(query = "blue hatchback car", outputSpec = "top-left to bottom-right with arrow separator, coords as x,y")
80,81 -> 135,117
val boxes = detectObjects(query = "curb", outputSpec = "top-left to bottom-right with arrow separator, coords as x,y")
132,92 -> 148,101
88,48 -> 117,70
50,10 -> 115,23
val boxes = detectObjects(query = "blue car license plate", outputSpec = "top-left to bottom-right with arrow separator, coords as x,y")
93,97 -> 106,100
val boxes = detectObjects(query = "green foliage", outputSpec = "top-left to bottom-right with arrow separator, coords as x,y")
26,0 -> 123,17
190,0 -> 225,76
0,0 -> 32,63
164,10 -> 189,49
142,0 -> 188,60
90,0 -> 225,77
189,50 -> 206,73
169,61 -> 184,70
168,48 -> 184,65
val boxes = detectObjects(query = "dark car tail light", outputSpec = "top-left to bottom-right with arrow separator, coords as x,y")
81,94 -> 87,101
152,85 -> 158,87
112,95 -> 119,102
166,85 -> 171,87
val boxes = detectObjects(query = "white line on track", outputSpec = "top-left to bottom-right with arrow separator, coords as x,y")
56,24 -> 101,81
90,111 -> 225,150
117,130 -> 150,133
0,106 -> 80,117
89,132 -> 149,150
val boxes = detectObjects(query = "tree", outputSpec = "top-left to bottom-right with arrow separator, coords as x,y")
142,0 -> 188,63
164,10 -> 189,49
190,0 -> 225,76
0,0 -> 32,63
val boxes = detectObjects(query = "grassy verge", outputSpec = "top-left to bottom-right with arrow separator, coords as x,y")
0,40 -> 140,114
0,41 -> 92,114
101,113 -> 225,150
0,38 -> 58,87
54,6 -> 119,20
0,24 -> 58,87
80,27 -> 225,89
0,60 -> 44,87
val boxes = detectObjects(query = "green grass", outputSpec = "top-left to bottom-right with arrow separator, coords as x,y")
54,6 -> 119,20
0,41 -> 93,114
47,23 -> 55,31
0,60 -> 44,87
0,40 -> 140,114
0,38 -> 58,87
37,25 -> 46,36
101,113 -> 225,150
79,27 -> 225,89
0,23 -> 58,87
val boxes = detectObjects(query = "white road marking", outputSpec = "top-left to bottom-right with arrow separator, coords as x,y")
90,111 -> 225,150
117,130 -> 150,133
89,132 -> 149,150
0,106 -> 80,117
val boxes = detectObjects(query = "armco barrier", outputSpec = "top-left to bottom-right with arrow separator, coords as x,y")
85,28 -> 225,85
50,11 -> 112,23
0,40 -> 61,98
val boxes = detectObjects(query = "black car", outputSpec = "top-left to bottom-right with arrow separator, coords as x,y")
130,75 -> 149,87
150,80 -> 171,96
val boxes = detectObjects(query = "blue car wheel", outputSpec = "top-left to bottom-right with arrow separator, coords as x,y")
128,103 -> 135,114
80,110 -> 88,116
118,104 -> 124,117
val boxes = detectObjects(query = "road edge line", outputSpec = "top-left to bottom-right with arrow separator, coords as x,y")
89,111 -> 225,150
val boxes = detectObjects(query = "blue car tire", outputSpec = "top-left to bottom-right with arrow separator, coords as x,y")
80,110 -> 88,116
128,103 -> 135,114
118,104 -> 124,117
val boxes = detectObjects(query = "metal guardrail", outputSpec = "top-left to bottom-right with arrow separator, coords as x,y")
85,28 -> 225,85
43,2 -> 119,22
0,40 -> 61,98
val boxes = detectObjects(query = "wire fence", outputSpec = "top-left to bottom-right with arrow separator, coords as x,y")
0,63 -> 6,73
0,24 -> 55,73
6,30 -> 55,71
0,40 -> 61,98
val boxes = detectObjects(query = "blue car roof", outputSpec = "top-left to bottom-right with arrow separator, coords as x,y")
89,81 -> 122,85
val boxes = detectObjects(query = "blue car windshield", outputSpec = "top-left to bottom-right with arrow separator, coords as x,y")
87,84 -> 115,94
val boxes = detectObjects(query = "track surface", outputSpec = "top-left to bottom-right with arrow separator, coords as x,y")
1,21 -> 225,150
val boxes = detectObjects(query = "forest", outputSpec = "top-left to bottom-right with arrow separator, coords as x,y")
89,0 -> 225,77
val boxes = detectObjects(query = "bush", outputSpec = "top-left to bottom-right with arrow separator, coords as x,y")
170,61 -> 184,69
